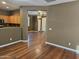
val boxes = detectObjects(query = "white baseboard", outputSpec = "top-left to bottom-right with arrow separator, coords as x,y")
21,40 -> 28,42
1,40 -> 79,54
0,40 -> 28,48
0,40 -> 22,48
46,42 -> 79,54
28,31 -> 38,32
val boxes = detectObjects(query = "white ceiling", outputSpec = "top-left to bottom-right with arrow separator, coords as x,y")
0,0 -> 76,10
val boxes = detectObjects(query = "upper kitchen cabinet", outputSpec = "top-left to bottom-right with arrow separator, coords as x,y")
0,9 -> 20,27
9,10 -> 20,24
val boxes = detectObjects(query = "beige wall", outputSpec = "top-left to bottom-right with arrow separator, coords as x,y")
20,3 -> 79,50
47,1 -> 79,50
0,27 -> 21,45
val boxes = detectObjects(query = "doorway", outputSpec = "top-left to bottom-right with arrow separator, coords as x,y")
27,10 -> 47,46
28,10 -> 47,32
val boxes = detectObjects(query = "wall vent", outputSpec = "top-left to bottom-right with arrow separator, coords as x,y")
45,0 -> 56,3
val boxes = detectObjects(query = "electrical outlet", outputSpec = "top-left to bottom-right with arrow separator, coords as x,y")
68,42 -> 71,46
10,37 -> 12,41
49,28 -> 52,30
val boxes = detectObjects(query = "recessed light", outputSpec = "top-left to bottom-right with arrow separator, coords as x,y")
2,1 -> 7,4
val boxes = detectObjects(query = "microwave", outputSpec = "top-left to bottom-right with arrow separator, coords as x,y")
0,19 -> 4,25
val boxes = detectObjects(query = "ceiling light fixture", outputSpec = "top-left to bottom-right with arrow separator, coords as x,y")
2,1 -> 7,4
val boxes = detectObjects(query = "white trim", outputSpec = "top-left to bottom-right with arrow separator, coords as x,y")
28,31 -> 38,32
0,40 -> 28,48
0,40 -> 22,48
46,42 -> 79,54
21,40 -> 28,42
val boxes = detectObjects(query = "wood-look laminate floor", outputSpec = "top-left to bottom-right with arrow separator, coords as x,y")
0,32 -> 79,59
